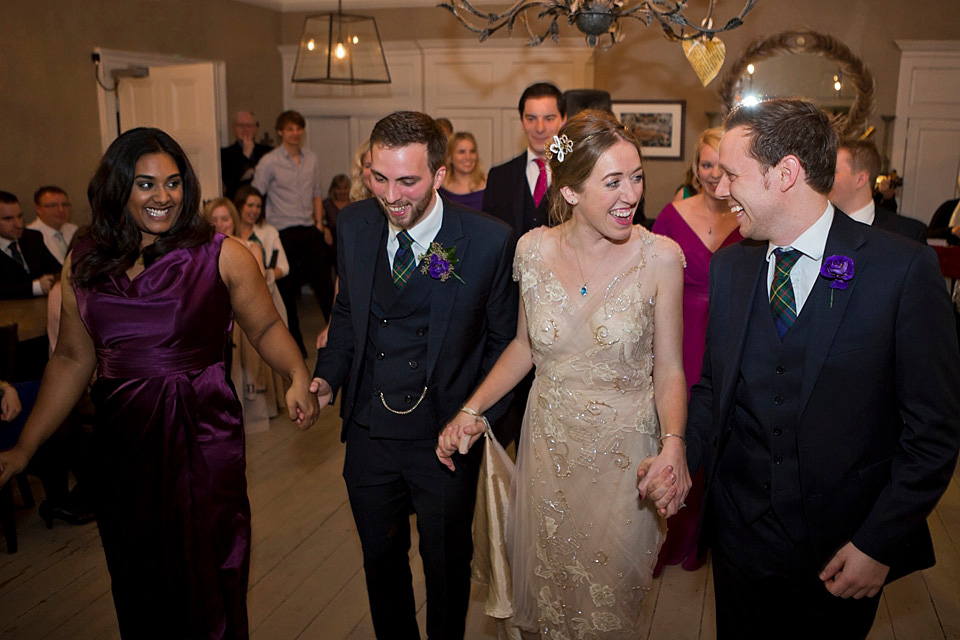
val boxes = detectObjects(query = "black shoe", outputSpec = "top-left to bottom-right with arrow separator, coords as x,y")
38,500 -> 95,528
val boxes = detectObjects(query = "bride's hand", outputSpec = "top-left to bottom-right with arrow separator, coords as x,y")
637,439 -> 691,517
436,410 -> 486,471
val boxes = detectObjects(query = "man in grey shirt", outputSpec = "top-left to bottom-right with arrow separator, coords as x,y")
253,110 -> 334,355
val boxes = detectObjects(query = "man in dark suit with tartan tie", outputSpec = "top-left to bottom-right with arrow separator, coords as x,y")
310,111 -> 517,640
678,99 -> 960,639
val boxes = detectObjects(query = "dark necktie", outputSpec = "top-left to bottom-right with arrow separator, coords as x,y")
533,158 -> 547,207
770,248 -> 801,340
392,230 -> 416,288
8,241 -> 26,271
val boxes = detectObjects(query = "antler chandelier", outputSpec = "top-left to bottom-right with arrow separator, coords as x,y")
439,0 -> 759,49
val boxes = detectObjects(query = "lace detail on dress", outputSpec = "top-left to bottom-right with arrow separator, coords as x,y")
508,226 -> 666,639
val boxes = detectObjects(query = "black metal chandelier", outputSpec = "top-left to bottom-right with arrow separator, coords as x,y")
438,0 -> 759,49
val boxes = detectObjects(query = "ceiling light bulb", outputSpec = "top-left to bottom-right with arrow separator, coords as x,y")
307,39 -> 315,51
352,35 -> 359,44
834,81 -> 842,91
747,63 -> 755,75
335,42 -> 346,59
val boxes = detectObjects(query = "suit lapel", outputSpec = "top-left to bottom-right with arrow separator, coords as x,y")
350,206 -> 383,351
426,202 -> 467,382
797,214 -> 868,417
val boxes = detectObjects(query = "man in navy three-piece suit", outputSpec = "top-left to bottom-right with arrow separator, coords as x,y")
311,112 -> 517,640
682,99 -> 960,639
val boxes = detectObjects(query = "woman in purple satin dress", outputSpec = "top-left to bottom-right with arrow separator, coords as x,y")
0,128 -> 319,639
438,132 -> 486,211
652,127 -> 742,576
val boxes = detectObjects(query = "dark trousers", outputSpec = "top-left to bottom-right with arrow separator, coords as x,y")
343,424 -> 482,640
277,225 -> 334,352
710,479 -> 881,640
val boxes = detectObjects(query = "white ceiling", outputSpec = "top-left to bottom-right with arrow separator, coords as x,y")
234,0 -> 448,10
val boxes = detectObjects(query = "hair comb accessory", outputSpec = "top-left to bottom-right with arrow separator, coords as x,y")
546,134 -> 574,163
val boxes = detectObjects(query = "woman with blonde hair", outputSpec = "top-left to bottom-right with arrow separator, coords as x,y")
438,110 -> 689,638
349,139 -> 374,203
438,132 -> 486,211
651,126 -> 741,575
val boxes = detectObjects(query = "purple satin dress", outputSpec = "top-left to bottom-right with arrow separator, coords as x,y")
652,203 -> 742,574
74,234 -> 250,639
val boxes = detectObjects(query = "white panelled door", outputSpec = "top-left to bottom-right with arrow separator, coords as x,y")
117,62 -> 223,200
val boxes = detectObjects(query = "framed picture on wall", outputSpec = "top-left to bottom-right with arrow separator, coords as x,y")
612,101 -> 685,160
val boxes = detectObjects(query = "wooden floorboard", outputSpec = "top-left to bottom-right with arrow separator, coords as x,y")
1,303 -> 958,638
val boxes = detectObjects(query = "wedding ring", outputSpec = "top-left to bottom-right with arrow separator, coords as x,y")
679,502 -> 687,510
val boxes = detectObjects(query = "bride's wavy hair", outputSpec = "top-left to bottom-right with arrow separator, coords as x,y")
74,127 -> 211,287
547,109 -> 643,226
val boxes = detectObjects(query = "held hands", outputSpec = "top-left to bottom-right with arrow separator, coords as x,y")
820,542 -> 890,599
286,375 -> 320,431
637,438 -> 692,517
0,382 -> 21,422
309,377 -> 333,410
436,409 -> 486,472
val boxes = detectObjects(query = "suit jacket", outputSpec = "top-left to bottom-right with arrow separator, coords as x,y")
687,211 -> 960,580
221,140 -> 273,199
873,207 -> 927,244
314,195 -> 518,441
482,153 -> 549,239
0,229 -> 62,299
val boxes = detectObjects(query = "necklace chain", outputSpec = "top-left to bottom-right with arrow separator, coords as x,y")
567,234 -> 604,297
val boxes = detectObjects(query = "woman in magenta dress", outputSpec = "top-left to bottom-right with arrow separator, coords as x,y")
0,128 -> 318,638
652,127 -> 742,575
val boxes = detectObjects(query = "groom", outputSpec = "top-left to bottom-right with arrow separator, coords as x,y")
310,111 -> 517,639
684,99 -> 960,638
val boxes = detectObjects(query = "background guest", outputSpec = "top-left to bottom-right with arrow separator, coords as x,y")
253,110 -> 334,356
0,191 -> 60,300
322,173 -> 351,269
439,132 -> 486,211
221,110 -> 272,199
234,185 -> 289,326
672,166 -> 698,202
29,185 -> 77,265
652,126 -> 741,576
927,171 -> 960,245
349,139 -> 375,203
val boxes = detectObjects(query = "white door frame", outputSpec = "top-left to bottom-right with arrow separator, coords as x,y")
93,47 -> 229,153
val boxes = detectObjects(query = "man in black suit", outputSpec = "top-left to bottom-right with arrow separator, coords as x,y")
482,82 -> 565,239
830,138 -> 927,243
682,100 -> 960,639
310,111 -> 517,640
0,191 -> 60,300
220,110 -> 272,199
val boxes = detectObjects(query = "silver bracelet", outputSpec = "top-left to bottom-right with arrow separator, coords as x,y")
660,433 -> 686,446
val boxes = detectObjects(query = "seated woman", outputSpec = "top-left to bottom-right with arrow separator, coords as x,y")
438,132 -> 486,211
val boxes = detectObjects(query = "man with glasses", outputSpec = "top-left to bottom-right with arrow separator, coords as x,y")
221,110 -> 272,199
28,185 -> 76,265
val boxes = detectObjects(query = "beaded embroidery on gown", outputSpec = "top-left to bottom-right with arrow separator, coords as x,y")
506,226 -> 678,639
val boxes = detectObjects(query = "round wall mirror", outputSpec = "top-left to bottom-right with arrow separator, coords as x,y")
718,30 -> 875,137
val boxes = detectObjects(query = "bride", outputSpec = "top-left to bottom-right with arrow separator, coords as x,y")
437,110 -> 691,638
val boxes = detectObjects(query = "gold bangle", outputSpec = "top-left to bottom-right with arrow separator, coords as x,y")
459,406 -> 490,431
660,433 -> 686,446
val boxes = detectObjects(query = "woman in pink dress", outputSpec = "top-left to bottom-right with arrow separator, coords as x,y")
652,127 -> 742,575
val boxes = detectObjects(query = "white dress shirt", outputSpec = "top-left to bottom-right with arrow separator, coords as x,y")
765,203 -> 835,315
386,192 -> 443,266
28,218 -> 77,264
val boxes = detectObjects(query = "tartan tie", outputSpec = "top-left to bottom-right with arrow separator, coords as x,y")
533,158 -> 547,207
392,230 -> 416,288
8,241 -> 26,270
770,248 -> 801,340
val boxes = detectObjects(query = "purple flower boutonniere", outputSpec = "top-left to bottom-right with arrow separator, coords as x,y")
418,242 -> 465,283
819,255 -> 854,307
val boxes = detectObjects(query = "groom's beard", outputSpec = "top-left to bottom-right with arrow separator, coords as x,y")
376,193 -> 432,230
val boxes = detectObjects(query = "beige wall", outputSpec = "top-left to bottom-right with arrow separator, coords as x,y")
283,0 -> 960,217
2,0 -> 283,226
5,0 -> 959,226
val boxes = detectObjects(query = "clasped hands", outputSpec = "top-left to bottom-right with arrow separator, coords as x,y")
436,409 -> 486,471
636,440 -> 691,517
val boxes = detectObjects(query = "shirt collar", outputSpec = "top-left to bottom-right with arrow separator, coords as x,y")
31,218 -> 58,235
527,148 -> 546,168
388,191 -> 443,249
843,199 -> 875,226
766,203 -> 835,263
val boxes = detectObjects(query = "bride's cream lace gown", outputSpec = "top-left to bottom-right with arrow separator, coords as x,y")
507,226 -> 677,639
